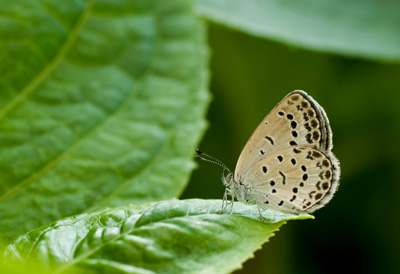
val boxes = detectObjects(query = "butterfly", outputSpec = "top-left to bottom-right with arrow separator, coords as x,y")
197,90 -> 340,217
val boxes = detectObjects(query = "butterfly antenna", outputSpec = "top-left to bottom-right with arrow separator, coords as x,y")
196,149 -> 231,173
196,149 -> 227,167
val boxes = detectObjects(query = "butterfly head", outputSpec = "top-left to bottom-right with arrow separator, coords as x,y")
222,172 -> 234,188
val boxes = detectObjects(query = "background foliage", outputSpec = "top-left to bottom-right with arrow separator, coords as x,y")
184,4 -> 400,273
1,0 -> 400,273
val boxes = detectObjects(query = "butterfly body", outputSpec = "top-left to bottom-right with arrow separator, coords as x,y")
223,90 -> 340,214
223,173 -> 257,204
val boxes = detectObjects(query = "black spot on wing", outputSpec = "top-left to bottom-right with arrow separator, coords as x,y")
306,133 -> 313,144
312,151 -> 322,158
291,95 -> 300,101
311,119 -> 318,128
279,171 -> 286,185
265,136 -> 275,145
293,148 -> 301,154
313,131 -> 320,141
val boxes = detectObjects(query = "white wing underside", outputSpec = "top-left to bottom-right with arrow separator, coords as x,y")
234,90 -> 340,213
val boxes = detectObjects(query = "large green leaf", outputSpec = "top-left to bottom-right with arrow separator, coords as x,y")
2,199 -> 312,274
0,0 -> 209,242
0,259 -> 49,274
196,0 -> 400,62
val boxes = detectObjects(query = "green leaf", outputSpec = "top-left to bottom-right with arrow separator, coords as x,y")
2,199 -> 312,274
0,262 -> 49,274
196,0 -> 400,62
0,0 -> 209,242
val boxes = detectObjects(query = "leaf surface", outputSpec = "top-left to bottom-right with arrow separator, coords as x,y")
0,0 -> 209,242
3,199 -> 312,274
196,0 -> 400,61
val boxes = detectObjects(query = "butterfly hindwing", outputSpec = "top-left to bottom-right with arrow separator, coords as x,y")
239,146 -> 339,213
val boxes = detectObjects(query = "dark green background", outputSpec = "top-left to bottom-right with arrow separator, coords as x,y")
182,24 -> 400,274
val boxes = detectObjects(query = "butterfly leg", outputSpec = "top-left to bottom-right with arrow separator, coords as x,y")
229,189 -> 235,214
257,203 -> 268,224
220,188 -> 228,213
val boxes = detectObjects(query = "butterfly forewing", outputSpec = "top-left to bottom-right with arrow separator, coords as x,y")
235,90 -> 332,178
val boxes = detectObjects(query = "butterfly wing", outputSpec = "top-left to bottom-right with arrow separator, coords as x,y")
244,146 -> 340,213
235,90 -> 333,180
233,90 -> 340,213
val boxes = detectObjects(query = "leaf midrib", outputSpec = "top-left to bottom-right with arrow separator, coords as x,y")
0,0 -> 96,202
0,0 -> 164,204
52,202 -> 293,273
0,0 -> 95,120
53,204 -> 231,273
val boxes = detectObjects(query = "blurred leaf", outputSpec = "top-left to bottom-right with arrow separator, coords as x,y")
3,199 -> 312,274
0,263 -> 49,274
196,0 -> 400,62
0,0 -> 209,242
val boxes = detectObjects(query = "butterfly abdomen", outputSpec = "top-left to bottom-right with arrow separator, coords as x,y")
232,179 -> 257,204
